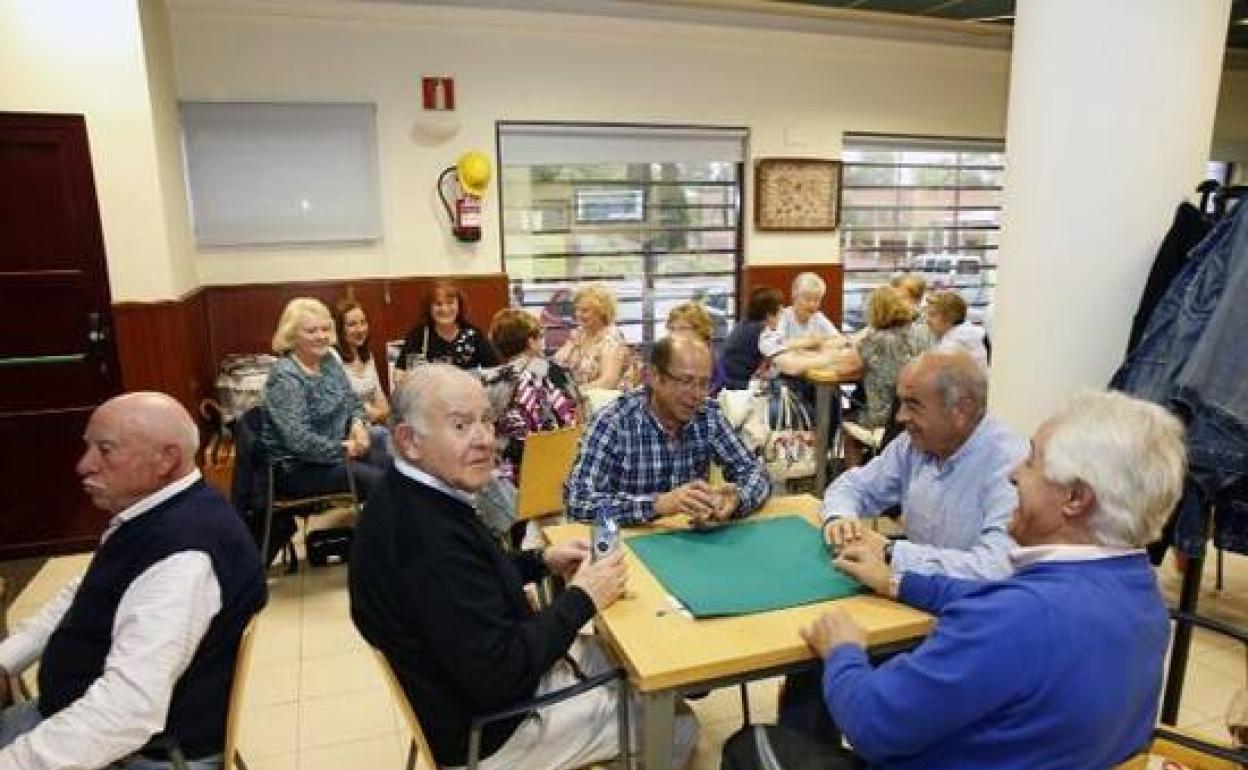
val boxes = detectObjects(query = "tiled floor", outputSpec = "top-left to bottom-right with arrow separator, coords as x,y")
6,544 -> 1248,769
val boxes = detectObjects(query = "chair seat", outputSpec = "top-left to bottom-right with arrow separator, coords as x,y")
842,421 -> 884,450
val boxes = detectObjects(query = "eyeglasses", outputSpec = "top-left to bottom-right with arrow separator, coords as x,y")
660,369 -> 712,394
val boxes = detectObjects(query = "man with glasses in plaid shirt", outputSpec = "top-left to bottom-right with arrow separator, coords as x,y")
565,333 -> 770,527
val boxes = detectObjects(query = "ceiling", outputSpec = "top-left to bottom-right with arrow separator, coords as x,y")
766,0 -> 1248,49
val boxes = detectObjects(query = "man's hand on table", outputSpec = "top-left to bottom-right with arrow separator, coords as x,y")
823,517 -> 888,561
801,610 -> 865,659
655,480 -> 719,521
544,540 -> 589,580
569,548 -> 628,611
688,483 -> 738,527
835,544 -> 895,598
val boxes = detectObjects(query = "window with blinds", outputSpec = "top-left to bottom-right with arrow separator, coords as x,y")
839,133 -> 1005,331
498,123 -> 747,353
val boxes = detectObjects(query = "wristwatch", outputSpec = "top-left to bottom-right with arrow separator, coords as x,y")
883,540 -> 895,565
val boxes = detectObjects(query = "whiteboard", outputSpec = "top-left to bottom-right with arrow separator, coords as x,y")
181,102 -> 382,246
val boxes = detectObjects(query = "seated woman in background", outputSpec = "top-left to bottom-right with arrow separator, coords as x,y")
553,283 -> 631,390
395,279 -> 498,378
261,297 -> 387,500
484,308 -> 581,486
927,289 -> 989,370
843,286 -> 931,465
889,271 -> 935,347
779,272 -> 848,351
666,301 -> 715,344
333,297 -> 390,424
720,287 -> 786,390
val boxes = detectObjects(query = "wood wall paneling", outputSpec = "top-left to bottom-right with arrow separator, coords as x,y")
742,263 -> 843,325
111,274 -> 512,416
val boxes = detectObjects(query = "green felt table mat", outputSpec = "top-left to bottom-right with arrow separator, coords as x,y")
625,515 -> 863,618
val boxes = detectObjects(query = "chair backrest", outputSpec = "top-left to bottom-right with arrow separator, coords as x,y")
372,647 -> 442,770
514,424 -> 584,522
230,407 -> 267,515
223,615 -> 260,767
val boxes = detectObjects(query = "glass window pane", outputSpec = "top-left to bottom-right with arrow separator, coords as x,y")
500,128 -> 744,354
839,135 -> 1005,332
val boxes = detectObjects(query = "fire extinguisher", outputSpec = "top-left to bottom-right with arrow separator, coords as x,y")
438,150 -> 491,242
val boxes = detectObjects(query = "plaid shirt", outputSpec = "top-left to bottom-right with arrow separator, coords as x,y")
565,388 -> 770,525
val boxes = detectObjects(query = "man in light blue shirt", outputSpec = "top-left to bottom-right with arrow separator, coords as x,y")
823,350 -> 1026,580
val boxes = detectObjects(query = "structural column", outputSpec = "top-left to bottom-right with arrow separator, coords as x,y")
989,0 -> 1230,434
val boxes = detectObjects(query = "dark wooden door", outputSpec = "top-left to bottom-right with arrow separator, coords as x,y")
0,113 -> 121,558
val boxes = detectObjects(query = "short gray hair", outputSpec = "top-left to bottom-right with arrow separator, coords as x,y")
790,272 -> 826,299
1042,391 -> 1186,548
922,351 -> 988,418
390,363 -> 476,436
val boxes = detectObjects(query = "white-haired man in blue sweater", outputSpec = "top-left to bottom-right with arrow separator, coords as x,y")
732,390 -> 1184,770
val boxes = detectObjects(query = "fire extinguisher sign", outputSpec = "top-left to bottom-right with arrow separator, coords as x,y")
421,77 -> 455,111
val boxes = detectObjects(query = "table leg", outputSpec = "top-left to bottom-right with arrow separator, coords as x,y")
814,381 -> 834,491
639,689 -> 676,770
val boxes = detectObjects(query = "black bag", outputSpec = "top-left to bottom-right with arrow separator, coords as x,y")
722,724 -> 860,770
305,526 -> 354,567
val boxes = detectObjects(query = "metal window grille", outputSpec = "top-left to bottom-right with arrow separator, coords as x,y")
839,133 -> 1005,331
498,123 -> 746,354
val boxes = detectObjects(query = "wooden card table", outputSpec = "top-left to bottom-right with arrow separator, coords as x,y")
544,495 -> 932,769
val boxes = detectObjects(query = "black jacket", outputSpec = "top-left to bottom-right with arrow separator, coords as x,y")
349,465 -> 596,766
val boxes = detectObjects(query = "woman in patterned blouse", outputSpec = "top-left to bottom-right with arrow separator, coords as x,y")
483,308 -> 581,486
552,283 -> 632,390
260,297 -> 388,499
395,280 -> 499,380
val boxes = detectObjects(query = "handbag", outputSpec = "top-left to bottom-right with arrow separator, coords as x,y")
762,383 -> 817,481
717,386 -> 771,454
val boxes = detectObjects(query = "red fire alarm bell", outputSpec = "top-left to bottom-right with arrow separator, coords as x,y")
421,77 -> 455,111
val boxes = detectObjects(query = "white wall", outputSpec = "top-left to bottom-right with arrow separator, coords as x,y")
168,0 -> 1011,286
0,0 -> 192,301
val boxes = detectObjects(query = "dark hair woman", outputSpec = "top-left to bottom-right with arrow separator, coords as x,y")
333,297 -> 390,425
395,280 -> 499,379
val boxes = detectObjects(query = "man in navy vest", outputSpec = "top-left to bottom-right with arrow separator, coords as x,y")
0,392 -> 266,770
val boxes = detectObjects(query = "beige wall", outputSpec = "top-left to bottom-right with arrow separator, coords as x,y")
0,0 -> 193,301
168,0 -> 1011,287
9,0 -> 1248,300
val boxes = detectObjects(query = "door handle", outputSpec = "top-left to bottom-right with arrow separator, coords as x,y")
0,353 -> 87,368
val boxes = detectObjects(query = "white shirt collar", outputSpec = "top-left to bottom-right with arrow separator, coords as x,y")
101,469 -> 203,542
393,456 -> 477,507
1010,543 -> 1143,569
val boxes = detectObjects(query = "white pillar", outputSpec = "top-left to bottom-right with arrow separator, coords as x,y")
989,0 -> 1230,435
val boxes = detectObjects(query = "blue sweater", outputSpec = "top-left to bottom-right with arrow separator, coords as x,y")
824,554 -> 1168,770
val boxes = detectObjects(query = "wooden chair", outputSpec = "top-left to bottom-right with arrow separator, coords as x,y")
371,646 -> 629,770
1113,727 -> 1242,770
373,648 -> 439,770
514,424 -> 584,524
168,614 -> 260,770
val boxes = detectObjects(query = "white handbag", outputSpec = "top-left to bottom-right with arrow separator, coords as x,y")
717,386 -> 770,454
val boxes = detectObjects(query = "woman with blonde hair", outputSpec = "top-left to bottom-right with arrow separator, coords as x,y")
666,301 -> 715,343
261,297 -> 386,500
842,286 -> 931,465
553,283 -> 632,389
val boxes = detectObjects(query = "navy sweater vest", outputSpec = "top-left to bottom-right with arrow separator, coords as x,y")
38,481 -> 267,759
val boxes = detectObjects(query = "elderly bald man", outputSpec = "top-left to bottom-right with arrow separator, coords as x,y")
0,392 -> 266,770
351,364 -> 697,770
566,333 -> 770,527
822,350 -> 1027,580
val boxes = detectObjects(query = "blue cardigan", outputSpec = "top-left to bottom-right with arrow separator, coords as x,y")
824,554 -> 1168,770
